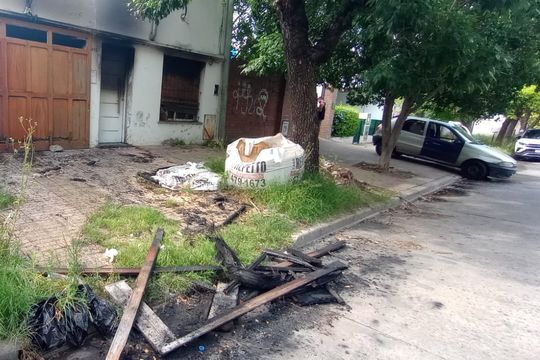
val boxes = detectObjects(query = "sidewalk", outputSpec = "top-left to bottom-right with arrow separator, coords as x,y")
320,138 -> 460,198
0,140 -> 459,266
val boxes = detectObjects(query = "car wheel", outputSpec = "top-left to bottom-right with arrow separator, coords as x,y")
391,148 -> 402,159
461,160 -> 488,180
375,143 -> 382,156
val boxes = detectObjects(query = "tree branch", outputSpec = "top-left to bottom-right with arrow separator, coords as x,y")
310,0 -> 368,65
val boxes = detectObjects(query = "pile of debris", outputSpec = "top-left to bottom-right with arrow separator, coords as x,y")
320,158 -> 355,185
98,229 -> 348,359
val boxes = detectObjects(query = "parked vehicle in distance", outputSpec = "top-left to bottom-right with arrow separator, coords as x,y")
514,129 -> 540,160
372,116 -> 517,180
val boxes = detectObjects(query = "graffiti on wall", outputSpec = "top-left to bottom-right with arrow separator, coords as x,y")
232,80 -> 269,121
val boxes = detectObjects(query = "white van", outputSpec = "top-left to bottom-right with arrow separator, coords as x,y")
372,116 -> 517,179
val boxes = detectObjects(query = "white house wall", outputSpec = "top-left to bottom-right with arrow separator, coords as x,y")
125,45 -> 220,146
89,38 -> 102,148
1,0 -> 226,57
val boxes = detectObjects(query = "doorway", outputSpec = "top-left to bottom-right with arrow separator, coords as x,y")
98,44 -> 133,144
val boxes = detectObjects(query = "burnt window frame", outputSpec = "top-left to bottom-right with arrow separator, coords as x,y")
159,55 -> 204,123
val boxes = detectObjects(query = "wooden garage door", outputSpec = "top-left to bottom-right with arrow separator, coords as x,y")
0,18 -> 91,151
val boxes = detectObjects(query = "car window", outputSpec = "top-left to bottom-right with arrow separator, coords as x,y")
402,119 -> 426,136
427,123 -> 458,143
523,130 -> 540,139
439,126 -> 457,142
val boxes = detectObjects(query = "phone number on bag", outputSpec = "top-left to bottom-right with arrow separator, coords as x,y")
230,174 -> 266,187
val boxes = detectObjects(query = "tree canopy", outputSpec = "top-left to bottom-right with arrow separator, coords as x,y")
131,0 -> 540,171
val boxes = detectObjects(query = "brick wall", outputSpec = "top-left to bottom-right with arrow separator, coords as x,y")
225,66 -> 336,143
225,61 -> 285,142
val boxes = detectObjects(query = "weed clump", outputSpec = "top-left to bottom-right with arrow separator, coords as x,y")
249,173 -> 387,223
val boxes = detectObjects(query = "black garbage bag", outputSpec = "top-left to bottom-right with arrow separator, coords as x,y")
80,285 -> 118,336
28,285 -> 119,350
28,297 -> 66,350
64,301 -> 90,347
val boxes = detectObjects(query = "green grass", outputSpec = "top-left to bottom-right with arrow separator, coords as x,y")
81,204 -> 219,297
0,230 -> 68,342
220,212 -> 296,264
80,173 -> 389,298
0,188 -> 15,210
474,134 -> 516,155
204,155 -> 226,174
249,174 -> 388,224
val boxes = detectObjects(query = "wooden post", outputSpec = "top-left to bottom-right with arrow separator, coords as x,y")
105,228 -> 164,360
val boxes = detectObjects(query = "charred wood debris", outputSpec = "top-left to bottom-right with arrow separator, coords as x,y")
38,201 -> 349,358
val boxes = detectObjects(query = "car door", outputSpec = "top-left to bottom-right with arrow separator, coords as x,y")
420,122 -> 464,164
396,119 -> 427,155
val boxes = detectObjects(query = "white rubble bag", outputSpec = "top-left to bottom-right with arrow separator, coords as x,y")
152,162 -> 221,191
225,133 -> 305,188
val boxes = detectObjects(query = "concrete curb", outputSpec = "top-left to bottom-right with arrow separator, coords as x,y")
293,174 -> 461,248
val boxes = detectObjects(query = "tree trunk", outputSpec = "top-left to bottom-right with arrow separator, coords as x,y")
286,61 -> 319,173
504,120 -> 518,140
518,111 -> 531,133
379,96 -> 413,171
276,0 -> 319,173
378,95 -> 395,171
495,118 -> 511,144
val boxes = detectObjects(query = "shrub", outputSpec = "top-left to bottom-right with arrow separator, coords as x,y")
474,134 -> 516,155
332,105 -> 360,137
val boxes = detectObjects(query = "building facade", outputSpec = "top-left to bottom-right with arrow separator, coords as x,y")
0,0 -> 233,150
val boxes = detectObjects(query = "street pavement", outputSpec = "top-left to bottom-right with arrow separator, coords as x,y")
320,138 -> 461,196
267,160 -> 540,359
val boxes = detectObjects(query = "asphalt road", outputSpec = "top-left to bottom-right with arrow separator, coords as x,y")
259,160 -> 540,360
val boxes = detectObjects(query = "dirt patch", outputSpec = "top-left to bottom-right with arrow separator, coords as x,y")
0,145 -> 237,266
353,161 -> 415,179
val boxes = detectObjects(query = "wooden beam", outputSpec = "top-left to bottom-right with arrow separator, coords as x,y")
289,248 -> 323,266
223,253 -> 267,294
105,228 -> 164,360
220,205 -> 247,226
207,282 -> 239,332
159,261 -> 348,355
255,265 -> 312,273
222,241 -> 347,294
37,265 -> 221,276
278,241 -> 347,267
105,281 -> 176,354
263,249 -> 317,270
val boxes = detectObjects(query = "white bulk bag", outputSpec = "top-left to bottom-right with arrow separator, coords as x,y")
225,133 -> 305,188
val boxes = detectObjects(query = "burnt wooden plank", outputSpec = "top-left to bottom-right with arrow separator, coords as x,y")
255,265 -> 312,273
232,269 -> 285,290
105,228 -> 164,360
223,253 -> 267,294
263,249 -> 317,270
160,261 -> 348,355
211,235 -> 242,271
221,205 -> 247,226
207,282 -> 239,332
105,281 -> 175,353
37,265 -> 221,276
289,248 -> 323,266
277,241 -> 347,267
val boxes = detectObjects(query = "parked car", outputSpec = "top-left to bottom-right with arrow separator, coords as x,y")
372,116 -> 517,180
514,129 -> 540,160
